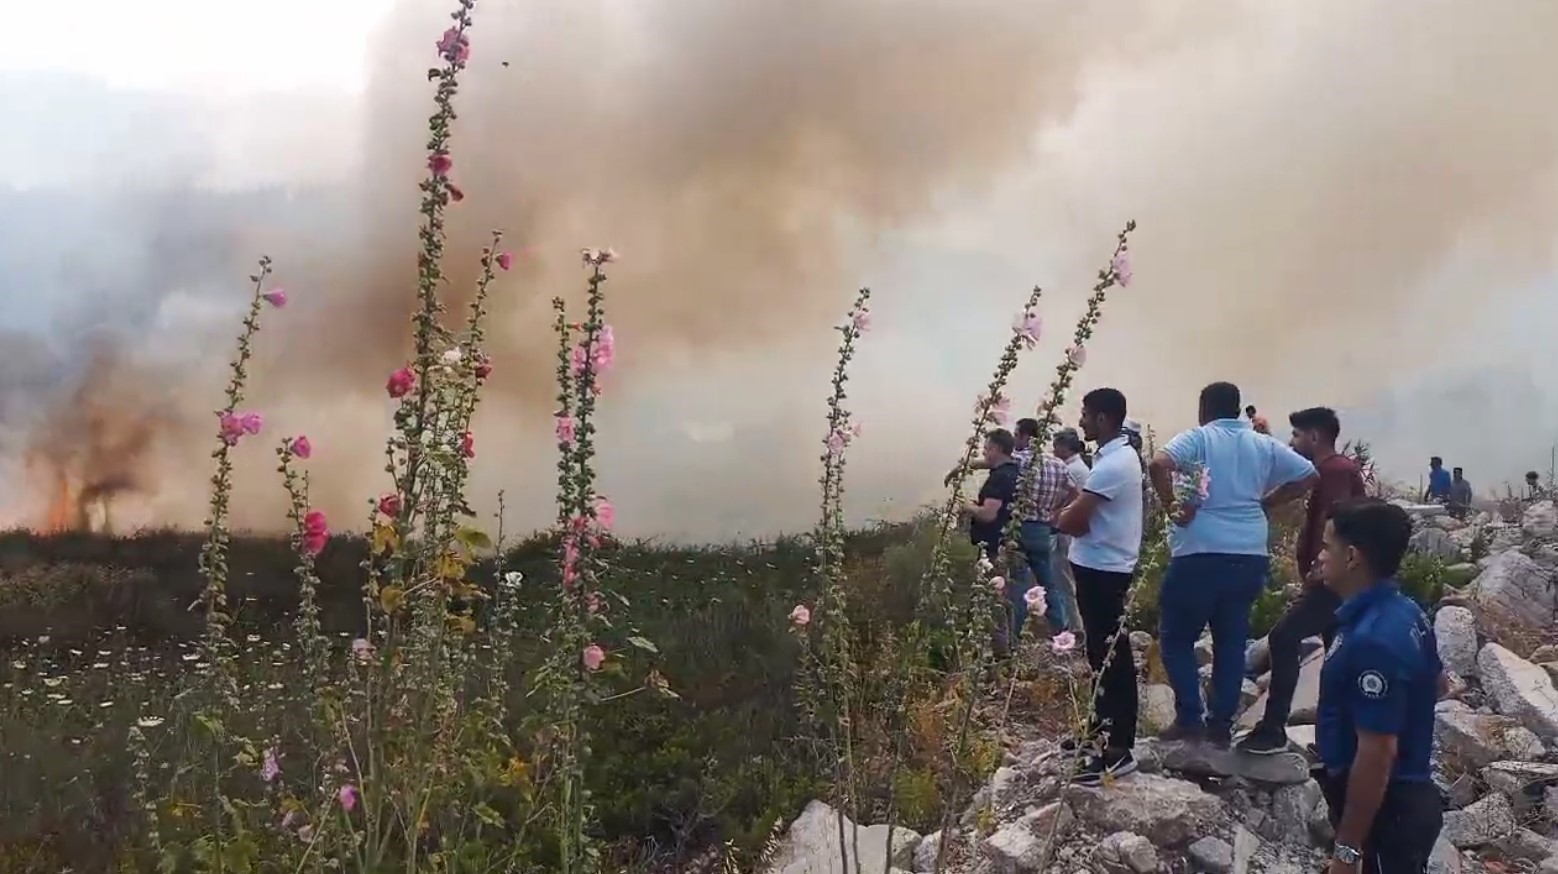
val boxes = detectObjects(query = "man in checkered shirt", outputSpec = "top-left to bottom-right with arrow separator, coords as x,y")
1013,418 -> 1079,635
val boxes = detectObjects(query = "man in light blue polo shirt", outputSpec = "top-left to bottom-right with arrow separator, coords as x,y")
1055,387 -> 1144,784
1146,382 -> 1317,747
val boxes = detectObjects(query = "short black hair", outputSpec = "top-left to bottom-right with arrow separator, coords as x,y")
1453,467 -> 1463,475
1528,471 -> 1541,481
1430,456 -> 1443,467
1053,428 -> 1085,452
1288,407 -> 1341,442
985,428 -> 1016,455
1245,404 -> 1257,416
1329,498 -> 1412,578
1015,418 -> 1040,440
1200,382 -> 1242,420
1081,388 -> 1127,429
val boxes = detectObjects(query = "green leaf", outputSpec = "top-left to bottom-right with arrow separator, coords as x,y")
473,803 -> 506,828
626,636 -> 659,654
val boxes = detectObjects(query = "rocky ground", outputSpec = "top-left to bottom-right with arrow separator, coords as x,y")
766,501 -> 1558,873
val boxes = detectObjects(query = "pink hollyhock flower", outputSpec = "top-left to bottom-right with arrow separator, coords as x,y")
1050,630 -> 1078,654
852,308 -> 871,333
1111,248 -> 1132,287
473,354 -> 492,379
1197,468 -> 1212,501
282,810 -> 302,830
291,435 -> 312,460
448,184 -> 464,203
240,412 -> 263,435
261,747 -> 281,783
351,638 -> 373,662
495,251 -> 513,271
386,367 -> 416,398
459,430 -> 475,459
337,784 -> 359,812
262,289 -> 287,308
586,591 -> 605,614
594,496 -> 615,531
302,510 -> 329,556
437,26 -> 469,64
218,412 -> 245,445
582,644 -> 606,672
825,428 -> 848,456
990,575 -> 1006,593
1067,345 -> 1087,368
789,604 -> 811,627
555,414 -> 577,445
428,153 -> 452,178
1013,311 -> 1042,348
297,824 -> 314,842
377,493 -> 401,518
1023,586 -> 1047,614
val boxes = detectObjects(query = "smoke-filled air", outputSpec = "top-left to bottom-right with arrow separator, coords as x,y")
4,0 -> 1558,539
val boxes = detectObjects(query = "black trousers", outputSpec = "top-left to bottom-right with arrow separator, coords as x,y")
1258,583 -> 1340,730
1317,770 -> 1443,873
1072,563 -> 1137,751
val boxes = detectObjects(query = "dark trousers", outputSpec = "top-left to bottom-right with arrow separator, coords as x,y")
1073,563 -> 1137,751
1257,583 -> 1341,730
1158,553 -> 1268,730
1317,770 -> 1443,873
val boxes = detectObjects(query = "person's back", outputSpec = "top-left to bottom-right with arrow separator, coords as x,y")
1162,419 -> 1316,557
1425,458 -> 1451,502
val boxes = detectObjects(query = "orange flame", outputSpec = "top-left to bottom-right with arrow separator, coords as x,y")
42,469 -> 76,532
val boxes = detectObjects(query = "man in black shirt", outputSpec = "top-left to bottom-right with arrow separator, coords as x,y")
967,428 -> 1021,559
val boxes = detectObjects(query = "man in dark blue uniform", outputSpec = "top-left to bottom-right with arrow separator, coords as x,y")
1313,498 -> 1443,873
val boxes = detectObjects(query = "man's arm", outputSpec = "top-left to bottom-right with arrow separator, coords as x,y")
1148,450 -> 1178,514
1333,644 -> 1410,860
966,497 -> 1004,523
1263,474 -> 1319,513
1055,491 -> 1106,537
947,458 -> 991,487
1335,730 -> 1397,853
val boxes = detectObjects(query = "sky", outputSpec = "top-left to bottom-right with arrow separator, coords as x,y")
3,0 -> 1558,539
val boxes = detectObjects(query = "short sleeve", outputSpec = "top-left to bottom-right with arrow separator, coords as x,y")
1346,641 -> 1410,736
1084,454 -> 1131,501
1162,428 -> 1204,469
988,465 -> 1020,504
1266,441 -> 1317,491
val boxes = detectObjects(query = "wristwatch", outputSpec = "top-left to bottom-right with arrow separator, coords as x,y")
1333,843 -> 1362,866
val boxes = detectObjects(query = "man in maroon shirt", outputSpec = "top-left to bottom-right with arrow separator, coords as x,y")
1237,407 -> 1368,755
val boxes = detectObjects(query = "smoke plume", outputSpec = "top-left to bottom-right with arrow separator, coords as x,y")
5,0 -> 1558,537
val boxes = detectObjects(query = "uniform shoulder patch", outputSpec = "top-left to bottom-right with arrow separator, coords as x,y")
1357,670 -> 1388,699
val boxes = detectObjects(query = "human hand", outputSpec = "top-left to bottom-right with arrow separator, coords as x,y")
1172,502 -> 1198,527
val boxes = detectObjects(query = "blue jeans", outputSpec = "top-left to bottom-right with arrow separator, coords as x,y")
1007,521 -> 1071,638
1158,553 -> 1269,730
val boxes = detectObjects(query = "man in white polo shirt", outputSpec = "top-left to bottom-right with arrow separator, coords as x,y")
1054,387 -> 1144,785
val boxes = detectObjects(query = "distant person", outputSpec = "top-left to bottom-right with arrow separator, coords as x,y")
964,429 -> 1021,561
1448,468 -> 1473,519
1055,387 -> 1144,784
1312,499 -> 1444,872
1052,428 -> 1092,489
1423,457 -> 1451,504
1050,428 -> 1092,633
1528,471 -> 1547,501
1245,404 -> 1271,435
1238,407 -> 1368,755
1147,382 -> 1317,747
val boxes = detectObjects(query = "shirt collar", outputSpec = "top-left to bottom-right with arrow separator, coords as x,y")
1209,417 -> 1252,431
1096,435 -> 1129,456
1335,578 -> 1400,626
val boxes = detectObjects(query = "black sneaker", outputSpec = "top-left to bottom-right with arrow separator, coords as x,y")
1234,724 -> 1290,756
1072,748 -> 1138,786
1156,723 -> 1203,743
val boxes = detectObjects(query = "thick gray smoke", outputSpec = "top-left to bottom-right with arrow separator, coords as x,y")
4,0 -> 1558,536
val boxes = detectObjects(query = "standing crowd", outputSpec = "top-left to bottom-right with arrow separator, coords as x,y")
959,382 -> 1445,873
